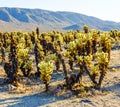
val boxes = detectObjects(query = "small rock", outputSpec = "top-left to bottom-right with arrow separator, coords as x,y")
111,68 -> 117,72
113,76 -> 118,79
72,99 -> 80,103
7,84 -> 17,91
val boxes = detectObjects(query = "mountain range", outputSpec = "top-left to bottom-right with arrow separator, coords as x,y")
0,7 -> 120,32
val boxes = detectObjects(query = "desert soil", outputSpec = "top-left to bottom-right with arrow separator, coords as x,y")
0,50 -> 120,107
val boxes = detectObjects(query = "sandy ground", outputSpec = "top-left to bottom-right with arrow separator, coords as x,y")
0,50 -> 120,107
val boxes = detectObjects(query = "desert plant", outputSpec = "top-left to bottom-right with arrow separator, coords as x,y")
83,25 -> 89,33
38,61 -> 54,91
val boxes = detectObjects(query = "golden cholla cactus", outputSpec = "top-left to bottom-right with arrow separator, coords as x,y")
17,48 -> 29,60
83,25 -> 89,33
95,52 -> 109,88
38,61 -> 54,91
90,65 -> 99,76
84,55 -> 93,67
44,54 -> 56,62
96,52 -> 109,65
67,41 -> 76,51
76,55 -> 83,65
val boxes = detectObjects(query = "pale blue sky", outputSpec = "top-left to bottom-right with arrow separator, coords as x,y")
0,0 -> 120,22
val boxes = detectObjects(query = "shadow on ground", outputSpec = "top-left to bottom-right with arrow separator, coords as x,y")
0,92 -> 65,107
103,83 -> 120,91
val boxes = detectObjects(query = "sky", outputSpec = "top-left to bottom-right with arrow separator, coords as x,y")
0,0 -> 120,22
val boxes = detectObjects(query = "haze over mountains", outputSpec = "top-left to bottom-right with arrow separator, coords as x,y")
0,7 -> 120,32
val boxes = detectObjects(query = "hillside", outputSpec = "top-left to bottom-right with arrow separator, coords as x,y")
0,7 -> 120,31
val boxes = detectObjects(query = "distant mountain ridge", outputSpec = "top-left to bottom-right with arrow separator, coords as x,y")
0,7 -> 120,32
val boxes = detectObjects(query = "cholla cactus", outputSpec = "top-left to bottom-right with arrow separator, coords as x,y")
38,61 -> 54,91
84,55 -> 93,67
90,65 -> 99,80
83,25 -> 89,33
100,33 -> 112,60
95,52 -> 109,88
